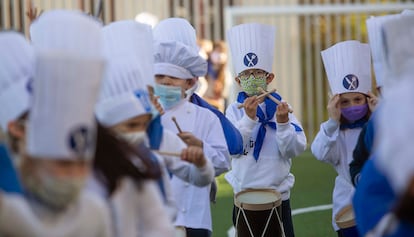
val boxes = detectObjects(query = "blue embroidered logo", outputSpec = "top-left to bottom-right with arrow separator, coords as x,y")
342,74 -> 359,90
68,126 -> 91,156
243,53 -> 258,67
135,89 -> 152,113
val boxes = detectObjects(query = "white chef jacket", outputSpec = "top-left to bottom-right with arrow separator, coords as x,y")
0,191 -> 112,237
311,118 -> 362,230
110,179 -> 175,237
156,129 -> 215,220
224,101 -> 307,200
161,99 -> 230,231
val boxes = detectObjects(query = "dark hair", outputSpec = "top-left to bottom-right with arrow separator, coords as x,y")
93,122 -> 161,196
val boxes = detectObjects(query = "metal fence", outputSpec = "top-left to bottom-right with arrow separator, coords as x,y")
1,0 -> 414,143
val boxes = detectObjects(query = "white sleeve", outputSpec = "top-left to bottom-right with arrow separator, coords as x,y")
112,180 -> 174,237
164,154 -> 214,187
310,118 -> 341,165
84,193 -> 112,237
0,193 -> 42,236
136,181 -> 175,237
276,112 -> 307,159
160,130 -> 215,187
225,103 -> 258,155
201,113 -> 231,176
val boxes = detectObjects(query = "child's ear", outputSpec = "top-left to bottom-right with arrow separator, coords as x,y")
235,76 -> 241,85
7,121 -> 24,139
266,73 -> 275,84
186,78 -> 197,88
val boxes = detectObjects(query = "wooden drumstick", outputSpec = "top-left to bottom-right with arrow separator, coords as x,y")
172,116 -> 183,133
257,87 -> 293,113
153,150 -> 181,157
237,89 -> 277,109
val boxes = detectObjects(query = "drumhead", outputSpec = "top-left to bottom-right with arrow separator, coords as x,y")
335,205 -> 356,229
235,189 -> 282,211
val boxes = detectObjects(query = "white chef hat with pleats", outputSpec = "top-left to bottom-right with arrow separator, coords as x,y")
153,18 -> 207,79
321,40 -> 372,95
96,20 -> 153,127
0,31 -> 34,131
27,10 -> 104,160
366,14 -> 399,88
376,13 -> 414,196
153,18 -> 199,52
30,9 -> 103,59
381,13 -> 414,83
227,23 -> 276,75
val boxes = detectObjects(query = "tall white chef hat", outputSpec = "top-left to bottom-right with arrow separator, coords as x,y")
0,31 -> 34,131
30,9 -> 103,59
96,20 -> 153,127
381,13 -> 414,84
27,10 -> 105,160
227,23 -> 276,75
372,14 -> 414,195
153,18 -> 199,52
321,40 -> 372,95
366,14 -> 399,88
153,18 -> 206,79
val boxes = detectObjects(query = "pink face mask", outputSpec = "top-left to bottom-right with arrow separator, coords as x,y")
341,104 -> 368,122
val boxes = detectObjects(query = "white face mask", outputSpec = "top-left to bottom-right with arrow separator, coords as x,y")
23,172 -> 85,211
119,131 -> 148,146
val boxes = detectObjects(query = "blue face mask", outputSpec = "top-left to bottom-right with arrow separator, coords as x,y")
154,84 -> 183,110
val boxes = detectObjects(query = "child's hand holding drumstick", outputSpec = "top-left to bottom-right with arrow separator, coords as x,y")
257,87 -> 293,113
153,146 -> 206,168
237,88 -> 277,109
172,116 -> 203,147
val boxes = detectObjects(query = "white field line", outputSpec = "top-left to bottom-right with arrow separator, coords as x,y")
291,204 -> 333,216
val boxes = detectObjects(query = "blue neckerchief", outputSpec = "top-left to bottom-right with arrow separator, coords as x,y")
340,117 -> 368,130
237,92 -> 302,161
146,115 -> 163,150
0,143 -> 23,194
149,150 -> 167,203
190,93 -> 244,155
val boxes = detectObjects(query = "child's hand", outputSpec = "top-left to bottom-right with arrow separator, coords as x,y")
276,102 -> 289,123
177,132 -> 203,148
26,5 -> 43,24
243,96 -> 259,120
181,146 -> 206,168
151,95 -> 165,115
148,85 -> 164,115
367,91 -> 378,112
327,94 -> 341,122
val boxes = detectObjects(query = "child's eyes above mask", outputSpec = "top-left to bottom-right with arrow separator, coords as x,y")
238,70 -> 268,80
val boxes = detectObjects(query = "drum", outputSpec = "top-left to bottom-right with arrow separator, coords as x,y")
335,205 -> 360,237
234,189 -> 285,237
